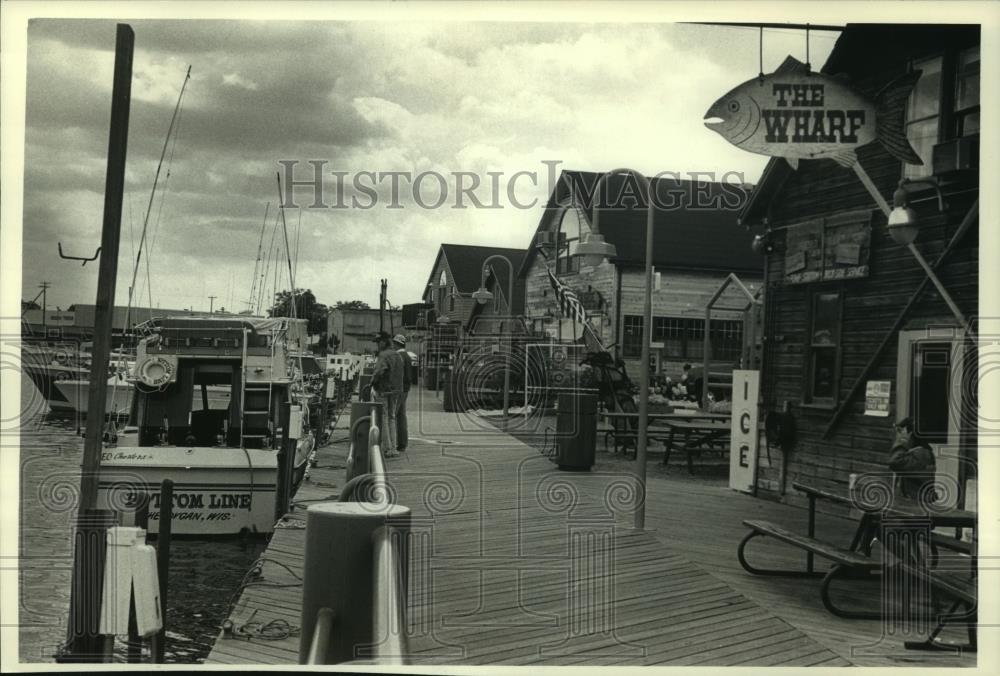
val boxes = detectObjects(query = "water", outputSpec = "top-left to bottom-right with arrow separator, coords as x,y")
16,375 -> 267,663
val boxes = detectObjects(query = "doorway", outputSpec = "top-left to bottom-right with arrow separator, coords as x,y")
895,327 -> 971,508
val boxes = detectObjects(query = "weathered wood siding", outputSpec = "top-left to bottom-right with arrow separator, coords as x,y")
753,43 -> 979,507
424,254 -> 475,324
618,267 -> 762,376
523,255 -> 762,378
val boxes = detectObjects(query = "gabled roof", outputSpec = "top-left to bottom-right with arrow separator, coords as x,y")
423,243 -> 528,296
518,170 -> 760,277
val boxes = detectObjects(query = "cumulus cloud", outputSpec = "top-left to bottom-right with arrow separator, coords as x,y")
21,18 -> 836,311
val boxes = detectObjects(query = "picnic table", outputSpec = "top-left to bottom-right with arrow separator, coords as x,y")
600,411 -> 729,468
656,415 -> 732,473
737,481 -> 977,649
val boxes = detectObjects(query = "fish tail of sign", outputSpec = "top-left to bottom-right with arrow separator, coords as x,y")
784,157 -> 800,170
875,70 -> 924,165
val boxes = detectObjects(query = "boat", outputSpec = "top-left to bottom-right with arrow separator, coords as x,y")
96,315 -> 316,536
21,343 -> 133,413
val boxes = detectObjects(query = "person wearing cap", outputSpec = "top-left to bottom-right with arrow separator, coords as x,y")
371,332 -> 404,458
393,334 -> 412,452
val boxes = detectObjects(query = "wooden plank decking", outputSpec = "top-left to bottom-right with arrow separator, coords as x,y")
206,388 -> 974,667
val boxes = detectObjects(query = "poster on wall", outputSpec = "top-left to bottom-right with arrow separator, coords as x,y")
783,210 -> 872,285
864,380 -> 891,417
729,370 -> 760,494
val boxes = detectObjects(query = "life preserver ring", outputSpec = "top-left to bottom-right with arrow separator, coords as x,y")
137,355 -> 177,387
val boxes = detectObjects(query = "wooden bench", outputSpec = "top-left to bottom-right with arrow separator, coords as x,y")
738,519 -> 881,619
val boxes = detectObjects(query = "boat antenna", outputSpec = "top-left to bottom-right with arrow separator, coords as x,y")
258,209 -> 279,315
248,202 -> 270,314
124,64 -> 192,332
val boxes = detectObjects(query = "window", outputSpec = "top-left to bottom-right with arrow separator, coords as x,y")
904,44 -> 980,178
710,319 -> 744,362
449,285 -> 456,312
806,291 -> 843,405
437,269 -> 448,311
650,317 -> 744,361
904,55 -> 943,178
623,315 -> 644,358
653,318 -> 685,357
955,45 -> 980,136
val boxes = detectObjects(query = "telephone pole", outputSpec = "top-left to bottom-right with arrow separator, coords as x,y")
208,295 -> 217,313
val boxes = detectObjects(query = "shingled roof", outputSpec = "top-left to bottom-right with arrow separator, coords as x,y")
424,243 -> 527,296
518,170 -> 760,277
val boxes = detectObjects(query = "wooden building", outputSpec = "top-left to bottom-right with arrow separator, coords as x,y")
739,25 -> 980,507
327,307 -> 402,355
422,243 -> 528,324
517,169 -> 762,383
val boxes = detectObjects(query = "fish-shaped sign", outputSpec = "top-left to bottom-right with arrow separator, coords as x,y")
704,56 -> 922,170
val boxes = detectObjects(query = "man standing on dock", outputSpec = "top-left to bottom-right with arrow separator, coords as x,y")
394,334 -> 412,453
371,333 -> 404,458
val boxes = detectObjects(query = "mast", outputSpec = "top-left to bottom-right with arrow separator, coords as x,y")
248,202 -> 270,314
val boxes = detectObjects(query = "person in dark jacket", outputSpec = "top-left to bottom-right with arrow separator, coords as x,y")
888,417 -> 937,502
371,334 -> 404,457
394,334 -> 412,452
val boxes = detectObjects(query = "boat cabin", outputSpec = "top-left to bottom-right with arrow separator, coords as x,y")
130,317 -> 303,449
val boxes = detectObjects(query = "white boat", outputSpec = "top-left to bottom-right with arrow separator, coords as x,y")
53,374 -> 134,416
97,316 -> 316,536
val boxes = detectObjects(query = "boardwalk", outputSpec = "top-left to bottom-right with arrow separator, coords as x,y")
207,388 -> 973,667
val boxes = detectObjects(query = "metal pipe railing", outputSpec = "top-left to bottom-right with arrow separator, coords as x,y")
371,525 -> 408,663
305,607 -> 335,664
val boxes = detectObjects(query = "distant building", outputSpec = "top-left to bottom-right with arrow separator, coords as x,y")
422,243 -> 528,324
327,307 -> 403,355
22,304 -> 195,342
518,169 -> 761,380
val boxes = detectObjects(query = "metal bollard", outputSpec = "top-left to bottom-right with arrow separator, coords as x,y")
298,502 -> 411,664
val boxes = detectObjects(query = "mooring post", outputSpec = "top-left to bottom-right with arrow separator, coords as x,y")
152,479 -> 174,663
59,509 -> 117,662
62,22 -> 133,663
276,401 -> 295,520
298,503 -> 411,664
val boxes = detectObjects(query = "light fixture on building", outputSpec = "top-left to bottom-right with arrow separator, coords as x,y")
887,178 -> 946,246
574,232 -> 617,267
472,286 -> 494,305
751,230 -> 774,255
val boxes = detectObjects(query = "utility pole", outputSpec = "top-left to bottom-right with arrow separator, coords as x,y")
39,281 -> 51,336
379,279 -> 386,335
62,23 -> 133,662
208,295 -> 217,313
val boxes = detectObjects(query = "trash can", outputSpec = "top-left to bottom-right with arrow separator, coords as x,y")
555,392 -> 597,471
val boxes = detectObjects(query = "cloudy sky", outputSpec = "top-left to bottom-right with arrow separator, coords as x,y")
19,16 -> 840,312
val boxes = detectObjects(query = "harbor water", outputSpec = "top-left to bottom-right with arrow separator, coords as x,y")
16,375 -> 267,663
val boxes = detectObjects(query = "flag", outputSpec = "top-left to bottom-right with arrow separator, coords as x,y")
546,267 -> 605,351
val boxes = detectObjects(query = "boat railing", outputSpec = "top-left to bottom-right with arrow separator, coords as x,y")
302,400 -> 410,665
